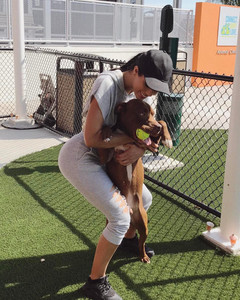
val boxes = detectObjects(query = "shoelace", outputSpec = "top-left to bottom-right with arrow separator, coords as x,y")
98,278 -> 111,295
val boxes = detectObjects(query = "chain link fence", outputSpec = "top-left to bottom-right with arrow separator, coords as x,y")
146,71 -> 232,217
0,47 -> 233,217
0,49 -> 15,117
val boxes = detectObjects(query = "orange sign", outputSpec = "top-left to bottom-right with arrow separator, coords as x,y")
192,2 -> 238,79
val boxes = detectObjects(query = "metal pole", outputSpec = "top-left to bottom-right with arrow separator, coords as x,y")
12,0 -> 27,119
45,0 -> 51,41
202,16 -> 240,255
173,0 -> 182,9
66,0 -> 70,46
7,0 -> 12,47
2,0 -> 40,129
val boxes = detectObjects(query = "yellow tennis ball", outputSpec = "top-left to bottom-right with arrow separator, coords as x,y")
136,129 -> 150,140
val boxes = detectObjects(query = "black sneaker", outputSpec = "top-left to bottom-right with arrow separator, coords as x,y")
119,235 -> 155,258
80,275 -> 122,300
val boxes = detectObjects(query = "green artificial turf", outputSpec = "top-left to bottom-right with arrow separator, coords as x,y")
1,143 -> 240,300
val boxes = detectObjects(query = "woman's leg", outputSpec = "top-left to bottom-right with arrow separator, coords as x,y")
90,234 -> 118,279
58,136 -> 131,277
90,187 -> 131,279
142,183 -> 153,211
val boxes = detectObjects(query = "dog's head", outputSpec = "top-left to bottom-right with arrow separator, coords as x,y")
115,99 -> 164,147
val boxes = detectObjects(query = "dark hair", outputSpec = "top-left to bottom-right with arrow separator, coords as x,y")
121,50 -> 172,94
120,53 -> 144,75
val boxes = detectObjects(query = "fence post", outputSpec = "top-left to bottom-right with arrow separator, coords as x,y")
66,0 -> 70,46
45,0 -> 51,41
12,0 -> 27,119
202,16 -> 240,255
2,0 -> 39,129
7,0 -> 12,47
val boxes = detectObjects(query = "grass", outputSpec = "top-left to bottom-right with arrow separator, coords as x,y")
1,143 -> 240,300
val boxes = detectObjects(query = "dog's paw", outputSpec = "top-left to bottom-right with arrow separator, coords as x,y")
104,137 -> 111,143
101,126 -> 113,142
141,255 -> 151,264
162,139 -> 173,148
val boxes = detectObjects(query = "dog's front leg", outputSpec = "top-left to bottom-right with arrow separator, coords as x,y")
158,120 -> 173,148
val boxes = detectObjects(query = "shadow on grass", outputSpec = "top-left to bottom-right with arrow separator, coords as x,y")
2,163 -> 225,300
0,245 -> 237,300
0,250 -> 93,299
4,166 -> 213,226
4,165 -> 95,249
4,165 -> 60,176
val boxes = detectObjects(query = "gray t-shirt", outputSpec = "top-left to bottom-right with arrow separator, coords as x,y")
84,69 -> 132,127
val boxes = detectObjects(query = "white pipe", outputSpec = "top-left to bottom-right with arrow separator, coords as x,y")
44,0 -> 51,41
12,0 -> 27,119
220,16 -> 240,238
202,15 -> 240,255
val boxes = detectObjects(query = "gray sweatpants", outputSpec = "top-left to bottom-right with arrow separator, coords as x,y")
58,132 -> 152,245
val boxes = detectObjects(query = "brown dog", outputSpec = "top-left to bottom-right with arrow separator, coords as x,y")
99,99 -> 172,263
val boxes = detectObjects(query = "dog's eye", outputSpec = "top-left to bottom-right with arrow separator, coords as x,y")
139,109 -> 149,119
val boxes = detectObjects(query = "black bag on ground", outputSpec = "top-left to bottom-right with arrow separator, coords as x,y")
33,92 -> 56,127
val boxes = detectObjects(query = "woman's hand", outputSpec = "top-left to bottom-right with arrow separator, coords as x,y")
115,144 -> 145,166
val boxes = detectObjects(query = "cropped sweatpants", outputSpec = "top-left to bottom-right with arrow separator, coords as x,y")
58,132 -> 152,245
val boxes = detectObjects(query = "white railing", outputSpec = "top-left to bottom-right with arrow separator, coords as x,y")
0,0 -> 194,46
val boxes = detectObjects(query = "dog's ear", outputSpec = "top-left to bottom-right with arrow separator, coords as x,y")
115,102 -> 127,114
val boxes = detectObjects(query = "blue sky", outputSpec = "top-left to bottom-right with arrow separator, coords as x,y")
144,0 -> 199,13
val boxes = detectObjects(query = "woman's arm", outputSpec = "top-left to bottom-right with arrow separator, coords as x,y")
115,141 -> 159,166
84,97 -> 133,149
115,144 -> 145,166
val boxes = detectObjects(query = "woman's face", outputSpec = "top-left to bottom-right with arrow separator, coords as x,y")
131,66 -> 158,100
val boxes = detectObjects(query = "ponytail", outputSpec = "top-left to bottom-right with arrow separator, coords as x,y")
120,53 -> 144,75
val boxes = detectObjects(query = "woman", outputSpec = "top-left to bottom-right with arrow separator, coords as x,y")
58,49 -> 172,300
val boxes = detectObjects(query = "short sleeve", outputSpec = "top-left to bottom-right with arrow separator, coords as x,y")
94,77 -> 115,121
83,70 -> 124,127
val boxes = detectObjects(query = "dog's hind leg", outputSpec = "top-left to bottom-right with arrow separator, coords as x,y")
131,201 -> 150,263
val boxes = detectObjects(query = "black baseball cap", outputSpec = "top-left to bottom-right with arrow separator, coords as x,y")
138,50 -> 173,94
